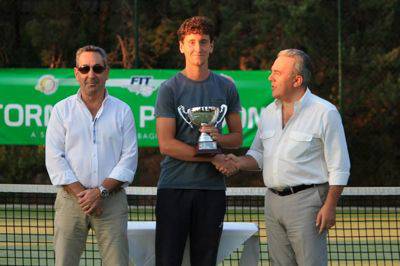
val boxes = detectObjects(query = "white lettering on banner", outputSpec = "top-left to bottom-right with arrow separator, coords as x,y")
137,132 -> 157,140
241,107 -> 247,128
26,105 -> 42,126
239,107 -> 264,129
4,104 -> 24,126
0,103 -> 263,133
44,105 -> 53,126
134,106 -> 264,130
247,107 -> 262,129
140,106 -> 155,128
0,103 -> 53,127
30,131 -> 46,139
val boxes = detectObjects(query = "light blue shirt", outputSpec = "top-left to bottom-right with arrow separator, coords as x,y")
45,90 -> 138,188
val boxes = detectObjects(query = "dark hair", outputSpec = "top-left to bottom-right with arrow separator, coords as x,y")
177,16 -> 215,42
75,45 -> 108,66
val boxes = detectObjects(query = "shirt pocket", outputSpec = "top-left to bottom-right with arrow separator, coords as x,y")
285,131 -> 313,161
260,130 -> 275,156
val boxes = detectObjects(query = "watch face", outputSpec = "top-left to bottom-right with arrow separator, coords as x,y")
101,189 -> 109,198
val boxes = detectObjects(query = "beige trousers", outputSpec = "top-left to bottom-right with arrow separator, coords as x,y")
54,188 -> 129,266
265,183 -> 329,266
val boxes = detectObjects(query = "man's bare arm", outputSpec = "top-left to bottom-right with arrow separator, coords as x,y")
316,185 -> 344,233
157,117 -> 215,162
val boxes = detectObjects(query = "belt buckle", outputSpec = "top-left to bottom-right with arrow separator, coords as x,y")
276,186 -> 295,194
274,187 -> 286,192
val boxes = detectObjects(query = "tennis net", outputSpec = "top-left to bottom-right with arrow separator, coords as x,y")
0,185 -> 399,265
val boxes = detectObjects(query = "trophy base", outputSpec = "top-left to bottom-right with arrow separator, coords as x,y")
195,141 -> 221,156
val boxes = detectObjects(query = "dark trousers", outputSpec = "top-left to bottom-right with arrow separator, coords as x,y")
155,189 -> 226,266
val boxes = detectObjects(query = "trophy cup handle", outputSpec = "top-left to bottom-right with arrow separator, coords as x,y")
215,104 -> 228,127
177,105 -> 193,128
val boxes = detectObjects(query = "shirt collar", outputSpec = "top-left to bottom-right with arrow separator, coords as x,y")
273,87 -> 311,111
76,88 -> 110,104
294,88 -> 311,112
273,98 -> 281,110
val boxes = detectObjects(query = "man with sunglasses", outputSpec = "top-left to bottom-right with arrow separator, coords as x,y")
46,45 -> 138,266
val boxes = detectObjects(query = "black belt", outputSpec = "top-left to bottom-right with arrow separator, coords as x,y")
269,184 -> 319,196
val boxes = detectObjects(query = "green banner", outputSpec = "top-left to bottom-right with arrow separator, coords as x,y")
0,69 -> 272,147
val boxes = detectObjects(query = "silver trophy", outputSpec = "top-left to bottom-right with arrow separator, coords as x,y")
178,104 -> 227,155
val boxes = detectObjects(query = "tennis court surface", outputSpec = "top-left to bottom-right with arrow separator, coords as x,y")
1,185 -> 399,265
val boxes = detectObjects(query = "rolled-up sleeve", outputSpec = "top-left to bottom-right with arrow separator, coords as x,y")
109,107 -> 138,186
323,109 -> 351,185
246,127 -> 264,169
45,105 -> 78,186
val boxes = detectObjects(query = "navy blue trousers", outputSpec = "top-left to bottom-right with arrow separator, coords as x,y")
155,189 -> 226,266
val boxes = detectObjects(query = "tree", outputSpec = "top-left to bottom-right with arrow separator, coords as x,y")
0,0 -> 399,185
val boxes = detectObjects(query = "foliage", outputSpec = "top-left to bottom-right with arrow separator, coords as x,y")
0,0 -> 399,186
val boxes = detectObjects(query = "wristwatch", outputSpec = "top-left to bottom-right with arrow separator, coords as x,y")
99,185 -> 110,199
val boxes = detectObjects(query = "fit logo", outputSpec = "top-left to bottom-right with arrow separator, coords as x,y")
124,76 -> 158,97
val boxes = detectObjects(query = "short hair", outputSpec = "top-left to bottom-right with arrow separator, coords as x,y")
277,49 -> 313,88
177,16 -> 215,42
75,45 -> 108,67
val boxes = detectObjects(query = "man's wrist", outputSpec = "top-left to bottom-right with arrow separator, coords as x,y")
98,185 -> 110,199
323,199 -> 338,210
94,188 -> 101,199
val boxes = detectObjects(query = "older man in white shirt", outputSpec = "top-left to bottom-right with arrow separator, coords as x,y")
223,49 -> 350,266
45,45 -> 138,266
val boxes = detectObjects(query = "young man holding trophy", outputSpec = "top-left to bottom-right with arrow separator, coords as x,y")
154,16 -> 243,266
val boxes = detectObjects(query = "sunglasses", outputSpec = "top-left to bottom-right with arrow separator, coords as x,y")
77,64 -> 106,74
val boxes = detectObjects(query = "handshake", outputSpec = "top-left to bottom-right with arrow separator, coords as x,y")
211,154 -> 242,176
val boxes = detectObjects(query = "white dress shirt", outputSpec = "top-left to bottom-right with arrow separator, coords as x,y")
247,89 -> 350,188
45,90 -> 138,188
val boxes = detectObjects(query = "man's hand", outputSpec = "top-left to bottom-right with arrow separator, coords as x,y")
200,125 -> 221,142
78,188 -> 102,215
226,153 -> 260,172
316,202 -> 336,234
316,185 -> 344,234
226,153 -> 241,167
211,154 -> 239,176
